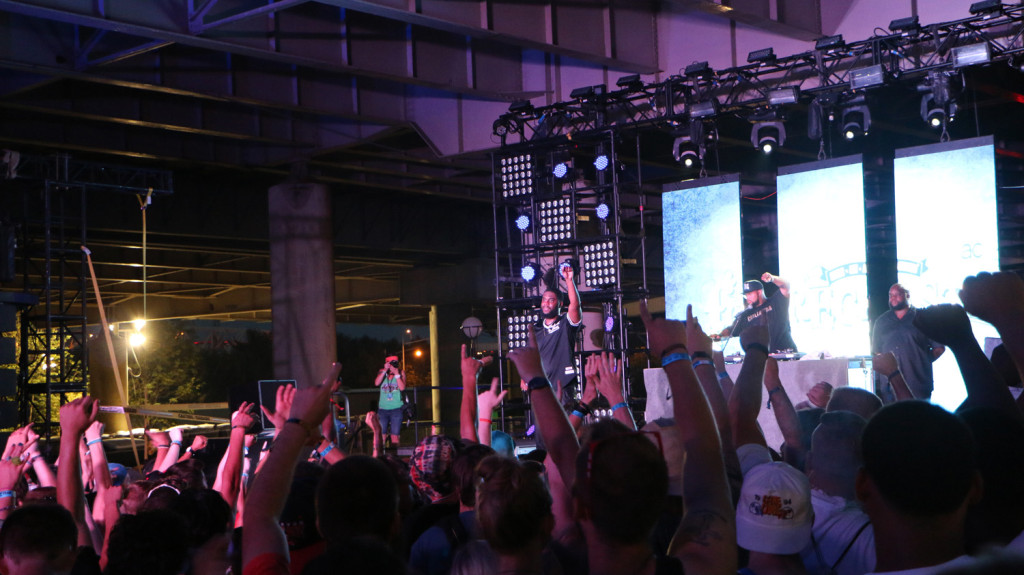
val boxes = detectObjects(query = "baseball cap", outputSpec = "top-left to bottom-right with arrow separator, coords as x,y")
743,280 -> 764,294
736,461 -> 813,554
108,463 -> 128,487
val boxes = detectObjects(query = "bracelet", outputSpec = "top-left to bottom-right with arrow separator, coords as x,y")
527,377 -> 551,392
0,491 -> 15,500
284,418 -> 315,437
571,410 -> 587,419
691,351 -> 712,360
611,402 -> 629,412
766,386 -> 784,410
231,425 -> 247,430
743,343 -> 771,356
575,401 -> 593,416
661,352 -> 691,367
29,454 -> 42,463
887,370 -> 902,380
479,418 -> 492,424
318,443 -> 335,458
717,371 -> 730,381
659,343 -> 688,358
86,438 -> 102,446
692,359 -> 714,369
156,444 -> 170,449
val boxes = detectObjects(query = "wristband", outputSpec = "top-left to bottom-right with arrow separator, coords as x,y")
318,443 -> 335,458
575,401 -> 593,416
29,454 -> 43,463
691,351 -> 712,360
172,440 -> 182,446
231,425 -> 247,430
156,444 -> 170,449
887,370 -> 902,380
0,491 -> 14,500
766,386 -> 783,409
743,343 -> 771,356
659,343 -> 688,358
479,418 -> 492,424
571,410 -> 587,419
611,402 -> 629,412
692,359 -> 714,369
717,371 -> 730,381
243,446 -> 249,456
661,352 -> 691,367
527,377 -> 551,392
86,438 -> 102,446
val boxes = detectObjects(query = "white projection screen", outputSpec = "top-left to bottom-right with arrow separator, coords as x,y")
663,176 -> 743,328
777,156 -> 869,357
894,136 -> 999,411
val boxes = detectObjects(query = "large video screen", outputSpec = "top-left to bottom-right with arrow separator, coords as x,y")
894,136 -> 999,411
777,156 -> 869,357
663,177 -> 743,327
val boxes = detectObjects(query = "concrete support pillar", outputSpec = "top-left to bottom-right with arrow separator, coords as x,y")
268,182 -> 337,389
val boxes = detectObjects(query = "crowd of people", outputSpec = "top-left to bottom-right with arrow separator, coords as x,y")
2,270 -> 1024,575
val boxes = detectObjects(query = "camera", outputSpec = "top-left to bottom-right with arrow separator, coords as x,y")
388,359 -> 400,368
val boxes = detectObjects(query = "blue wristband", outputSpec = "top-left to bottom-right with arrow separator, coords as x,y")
172,440 -> 182,446
86,438 -> 102,446
0,491 -> 14,499
611,402 -> 629,411
661,352 -> 691,367
571,409 -> 587,419
717,371 -> 730,380
692,359 -> 714,369
319,443 -> 335,458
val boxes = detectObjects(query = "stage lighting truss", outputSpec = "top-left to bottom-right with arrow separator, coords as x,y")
505,311 -> 540,350
582,241 -> 618,287
499,154 -> 534,199
537,197 -> 574,243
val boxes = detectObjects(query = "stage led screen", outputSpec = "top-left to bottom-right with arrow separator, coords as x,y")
663,177 -> 743,328
894,136 -> 999,411
777,156 -> 869,357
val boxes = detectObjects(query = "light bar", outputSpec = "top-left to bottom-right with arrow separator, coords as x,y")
768,87 -> 800,106
952,43 -> 991,67
537,197 -> 574,243
499,154 -> 534,199
850,64 -> 886,89
582,241 -> 617,287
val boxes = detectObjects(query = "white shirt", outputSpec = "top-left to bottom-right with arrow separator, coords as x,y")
800,489 -> 876,575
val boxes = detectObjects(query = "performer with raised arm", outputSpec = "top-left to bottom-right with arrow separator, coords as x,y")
373,355 -> 405,448
720,272 -> 797,353
532,262 -> 582,405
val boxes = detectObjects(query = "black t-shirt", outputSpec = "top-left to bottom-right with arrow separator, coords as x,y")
533,314 -> 581,389
732,291 -> 797,352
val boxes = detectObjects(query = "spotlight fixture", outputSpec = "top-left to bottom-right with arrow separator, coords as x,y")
748,47 -> 777,64
537,197 -> 574,243
505,311 -> 540,350
850,64 -> 886,90
690,98 -> 720,119
595,202 -> 610,220
751,121 -> 786,153
889,15 -> 921,35
499,154 -> 534,199
514,211 -> 532,231
570,84 -> 607,100
552,161 -> 570,179
615,74 -> 643,91
920,93 -> 957,128
492,117 -> 511,137
679,150 -> 700,169
969,0 -> 1002,15
952,43 -> 991,67
604,315 -> 615,332
768,87 -> 800,106
521,263 -> 542,284
593,154 -> 610,171
815,34 -> 845,52
684,61 -> 712,78
838,95 -> 871,140
582,241 -> 618,287
509,100 -> 534,114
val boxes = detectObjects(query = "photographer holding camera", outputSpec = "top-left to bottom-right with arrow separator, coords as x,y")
373,355 -> 406,448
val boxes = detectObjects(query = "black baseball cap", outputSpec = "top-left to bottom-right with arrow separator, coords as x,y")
743,280 -> 764,294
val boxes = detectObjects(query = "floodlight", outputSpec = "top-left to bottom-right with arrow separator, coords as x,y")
521,263 -> 542,284
690,98 -> 719,118
952,43 -> 991,67
768,87 -> 800,106
748,47 -> 776,64
553,162 -> 569,179
514,212 -> 531,231
970,0 -> 1002,15
616,74 -> 643,90
684,61 -> 712,78
509,100 -> 534,114
889,15 -> 921,34
582,241 -> 618,287
850,64 -> 885,89
498,154 -> 534,199
505,311 -> 540,350
751,121 -> 786,153
537,197 -> 574,243
815,35 -> 845,51
593,154 -> 609,171
841,106 -> 871,139
595,202 -> 610,220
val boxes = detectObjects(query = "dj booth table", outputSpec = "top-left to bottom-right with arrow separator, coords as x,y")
645,357 -> 869,451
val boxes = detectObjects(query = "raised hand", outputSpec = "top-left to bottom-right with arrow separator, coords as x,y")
508,331 -> 545,382
581,356 -> 600,405
913,303 -> 976,350
960,271 -> 1024,329
739,324 -> 770,353
190,435 -> 208,452
761,272 -> 774,284
365,410 -> 380,432
261,383 -> 295,430
872,351 -> 900,376
639,299 -> 687,360
477,377 -> 508,418
460,344 -> 493,381
685,305 -> 714,357
593,352 -> 624,402
288,363 -> 343,433
60,397 -> 99,437
231,401 -> 256,432
168,427 -> 184,444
